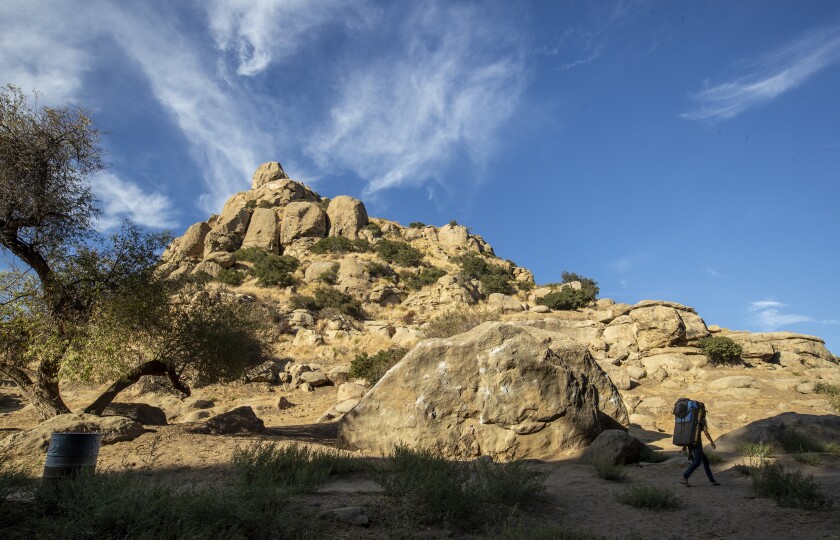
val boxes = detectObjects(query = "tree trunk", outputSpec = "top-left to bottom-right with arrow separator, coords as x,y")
83,360 -> 191,416
1,363 -> 71,420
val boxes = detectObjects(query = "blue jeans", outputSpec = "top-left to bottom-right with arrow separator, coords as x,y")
683,447 -> 716,483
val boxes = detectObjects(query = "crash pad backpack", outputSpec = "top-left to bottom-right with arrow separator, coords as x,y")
672,398 -> 706,447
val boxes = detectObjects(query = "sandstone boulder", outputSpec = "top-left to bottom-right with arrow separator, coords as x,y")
0,414 -> 146,455
487,293 -> 524,313
629,305 -> 686,351
582,429 -> 647,465
241,207 -> 280,253
162,221 -> 210,262
251,161 -> 289,189
280,202 -> 326,245
204,207 -> 252,255
338,322 -> 620,459
327,195 -> 368,239
192,406 -> 266,435
103,403 -> 167,426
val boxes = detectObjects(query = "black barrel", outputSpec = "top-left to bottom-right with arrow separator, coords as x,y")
42,432 -> 102,480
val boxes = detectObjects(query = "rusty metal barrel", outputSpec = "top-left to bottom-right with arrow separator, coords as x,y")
42,432 -> 102,480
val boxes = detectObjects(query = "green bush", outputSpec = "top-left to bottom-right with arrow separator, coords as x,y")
750,461 -> 827,509
253,255 -> 298,287
777,430 -> 826,454
698,336 -> 742,365
215,268 -> 244,286
373,445 -> 546,528
232,247 -> 268,263
537,288 -> 591,310
451,254 -> 514,295
289,294 -> 319,312
449,219 -> 459,227
310,236 -> 371,254
792,453 -> 822,466
313,287 -> 363,319
364,222 -> 382,237
317,264 -> 339,285
367,261 -> 395,280
590,459 -> 626,481
740,441 -> 773,459
232,442 -> 363,491
349,347 -> 408,385
422,306 -> 497,339
814,382 -> 840,413
399,266 -> 446,291
409,221 -> 426,229
617,484 -> 679,510
376,239 -> 424,266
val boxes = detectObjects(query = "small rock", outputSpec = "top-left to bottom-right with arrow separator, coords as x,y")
337,382 -> 368,402
612,369 -> 632,390
192,406 -> 266,435
326,366 -> 351,386
103,403 -> 167,426
187,399 -> 215,410
334,399 -> 360,414
796,382 -> 816,394
277,397 -> 295,410
626,366 -> 647,380
299,382 -> 314,392
299,370 -> 330,387
182,410 -> 212,422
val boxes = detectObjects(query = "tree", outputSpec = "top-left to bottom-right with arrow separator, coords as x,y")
0,85 -> 267,419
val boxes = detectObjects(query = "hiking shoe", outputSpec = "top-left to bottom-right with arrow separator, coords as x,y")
679,478 -> 690,487
710,481 -> 720,486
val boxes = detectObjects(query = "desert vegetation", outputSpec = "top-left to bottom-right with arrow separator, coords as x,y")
697,336 -> 743,365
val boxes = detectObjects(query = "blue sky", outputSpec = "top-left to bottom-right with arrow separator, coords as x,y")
2,0 -> 839,353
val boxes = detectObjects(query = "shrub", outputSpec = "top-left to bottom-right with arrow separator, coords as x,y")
590,459 -> 626,481
560,271 -> 599,299
422,306 -> 497,339
481,273 -> 516,295
617,484 -> 679,510
516,280 -> 534,292
399,266 -> 446,291
232,247 -> 268,263
179,271 -> 212,284
373,446 -> 546,528
367,261 -> 395,280
451,254 -> 514,295
750,461 -> 827,509
409,221 -> 426,229
317,264 -> 339,285
313,287 -> 363,319
814,382 -> 840,413
289,294 -> 319,312
537,288 -> 591,310
777,430 -> 826,454
449,219 -> 459,226
376,239 -> 424,267
349,347 -> 408,385
253,254 -> 298,287
310,236 -> 370,254
364,222 -> 382,237
697,336 -> 742,365
792,453 -> 821,466
232,442 -> 362,491
740,441 -> 773,459
215,268 -> 244,286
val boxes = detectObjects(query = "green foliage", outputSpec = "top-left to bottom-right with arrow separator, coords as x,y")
373,445 -> 546,528
617,484 -> 679,510
215,268 -> 244,286
231,247 -> 267,263
376,239 -> 424,266
698,336 -> 743,365
409,221 -> 426,229
291,287 -> 363,319
449,219 -> 459,226
317,264 -> 339,285
750,461 -> 827,509
537,288 -> 592,310
349,347 -> 408,385
248,253 -> 299,287
561,271 -> 599,297
399,266 -> 446,291
590,460 -> 626,481
740,441 -> 773,459
181,271 -> 213,284
367,261 -> 395,280
257,200 -> 272,209
364,222 -> 382,237
451,254 -> 514,295
814,382 -> 840,413
232,442 -> 362,492
309,236 -> 371,254
792,453 -> 822,466
422,306 -> 497,339
777,430 -> 826,454
517,280 -> 535,292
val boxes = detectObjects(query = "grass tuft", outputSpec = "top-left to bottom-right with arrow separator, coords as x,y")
590,459 -> 627,481
740,441 -> 773,459
750,461 -> 827,509
617,484 -> 679,510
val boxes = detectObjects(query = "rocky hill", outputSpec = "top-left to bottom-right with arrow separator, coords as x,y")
151,161 -> 840,454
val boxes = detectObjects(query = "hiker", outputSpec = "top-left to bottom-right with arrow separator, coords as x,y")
679,415 -> 719,487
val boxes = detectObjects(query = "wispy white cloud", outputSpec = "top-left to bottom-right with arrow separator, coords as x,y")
683,25 -> 840,121
307,2 -> 527,193
749,300 -> 786,311
612,254 -> 645,273
746,299 -> 840,331
205,0 -> 365,77
705,267 -> 724,278
91,173 -> 177,231
0,1 -> 92,104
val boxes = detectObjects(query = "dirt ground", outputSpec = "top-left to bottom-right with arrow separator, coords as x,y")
2,376 -> 840,539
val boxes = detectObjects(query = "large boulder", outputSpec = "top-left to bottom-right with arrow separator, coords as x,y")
191,406 -> 266,435
338,322 -> 620,459
103,403 -> 167,426
162,221 -> 210,262
582,430 -> 647,465
629,304 -> 686,351
0,414 -> 146,455
241,207 -> 280,253
251,161 -> 289,189
280,202 -> 326,245
204,207 -> 252,255
327,195 -> 368,239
